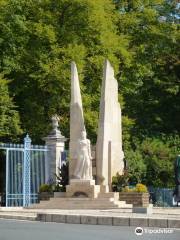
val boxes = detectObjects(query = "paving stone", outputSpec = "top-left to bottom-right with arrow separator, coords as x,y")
45,214 -> 52,222
37,214 -> 46,222
52,214 -> 66,223
81,216 -> 97,225
113,217 -> 130,226
168,219 -> 180,228
66,215 -> 81,224
97,216 -> 113,225
148,218 -> 168,228
130,218 -> 148,227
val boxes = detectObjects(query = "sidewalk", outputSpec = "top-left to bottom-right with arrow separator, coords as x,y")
0,207 -> 180,228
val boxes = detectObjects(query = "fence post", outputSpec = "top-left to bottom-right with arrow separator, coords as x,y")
23,134 -> 31,207
43,116 -> 67,183
5,149 -> 9,207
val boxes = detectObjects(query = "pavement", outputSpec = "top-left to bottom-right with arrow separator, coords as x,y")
0,207 -> 180,228
0,219 -> 180,240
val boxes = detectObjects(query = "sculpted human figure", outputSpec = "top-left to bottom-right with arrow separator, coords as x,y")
73,131 -> 92,180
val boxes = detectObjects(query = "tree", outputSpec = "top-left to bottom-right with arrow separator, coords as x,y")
125,135 -> 180,187
113,0 -> 179,187
0,0 -> 130,142
114,0 -> 180,137
0,75 -> 22,141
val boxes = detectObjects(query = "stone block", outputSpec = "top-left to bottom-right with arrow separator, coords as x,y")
119,192 -> 149,207
168,219 -> 180,228
133,204 -> 153,214
113,217 -> 130,226
37,214 -> 46,222
148,218 -> 168,228
97,216 -> 113,225
81,216 -> 97,225
66,215 -> 81,224
130,218 -> 148,227
52,214 -> 66,223
45,214 -> 52,222
66,180 -> 100,198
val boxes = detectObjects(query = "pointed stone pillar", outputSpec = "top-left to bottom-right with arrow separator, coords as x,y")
96,60 -> 124,188
69,62 -> 86,179
67,62 -> 100,198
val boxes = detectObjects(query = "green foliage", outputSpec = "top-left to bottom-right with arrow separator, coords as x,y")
112,171 -> 129,192
55,162 -> 69,192
0,0 -> 179,189
125,135 -> 180,187
115,0 -> 180,136
0,75 -> 22,141
0,0 -> 129,143
39,184 -> 52,193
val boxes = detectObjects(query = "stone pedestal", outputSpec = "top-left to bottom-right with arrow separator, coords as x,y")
43,116 -> 67,182
44,138 -> 66,181
66,180 -> 100,198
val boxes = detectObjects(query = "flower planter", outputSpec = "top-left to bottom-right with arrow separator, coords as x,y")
39,192 -> 54,201
54,192 -> 66,198
119,192 -> 149,207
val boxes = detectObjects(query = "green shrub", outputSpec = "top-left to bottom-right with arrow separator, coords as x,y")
39,184 -> 52,193
55,161 -> 69,192
112,171 -> 129,192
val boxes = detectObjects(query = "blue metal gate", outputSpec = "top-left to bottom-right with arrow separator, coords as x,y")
0,134 -> 49,207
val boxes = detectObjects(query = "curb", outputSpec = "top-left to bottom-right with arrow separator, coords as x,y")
37,214 -> 180,228
0,213 -> 179,228
0,214 -> 36,221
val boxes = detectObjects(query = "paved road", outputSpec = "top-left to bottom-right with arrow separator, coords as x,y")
0,219 -> 179,240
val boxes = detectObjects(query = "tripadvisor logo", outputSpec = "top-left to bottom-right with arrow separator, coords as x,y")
135,227 -> 143,236
135,227 -> 174,236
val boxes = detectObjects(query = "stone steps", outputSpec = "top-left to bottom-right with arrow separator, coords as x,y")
29,196 -> 132,209
98,192 -> 119,201
30,204 -> 124,209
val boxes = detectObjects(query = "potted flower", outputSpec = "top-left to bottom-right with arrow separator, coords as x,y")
119,183 -> 150,207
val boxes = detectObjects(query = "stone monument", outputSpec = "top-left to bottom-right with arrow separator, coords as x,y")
66,62 -> 100,198
29,61 -> 131,210
69,61 -> 86,178
96,60 -> 124,189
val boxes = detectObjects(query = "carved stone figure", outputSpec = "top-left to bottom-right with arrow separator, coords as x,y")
73,131 -> 92,180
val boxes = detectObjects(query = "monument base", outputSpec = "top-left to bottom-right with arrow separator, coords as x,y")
29,180 -> 132,210
66,179 -> 100,198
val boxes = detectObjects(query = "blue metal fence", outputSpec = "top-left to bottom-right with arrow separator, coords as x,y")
0,134 -> 49,207
149,187 -> 175,207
